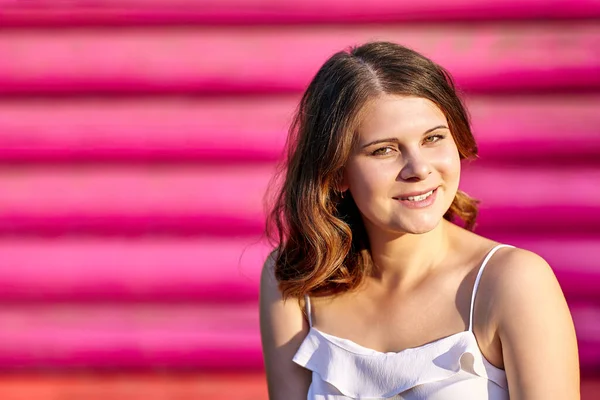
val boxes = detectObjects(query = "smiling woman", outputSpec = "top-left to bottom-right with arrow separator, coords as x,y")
259,42 -> 580,400
346,96 -> 461,235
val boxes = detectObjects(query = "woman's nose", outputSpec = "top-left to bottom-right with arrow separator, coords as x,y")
399,152 -> 432,181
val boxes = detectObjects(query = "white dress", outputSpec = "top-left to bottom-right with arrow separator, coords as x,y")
293,244 -> 514,399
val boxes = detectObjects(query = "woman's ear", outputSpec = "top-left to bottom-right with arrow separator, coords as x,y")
337,170 -> 349,193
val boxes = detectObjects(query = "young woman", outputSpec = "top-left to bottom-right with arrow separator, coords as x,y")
259,41 -> 580,399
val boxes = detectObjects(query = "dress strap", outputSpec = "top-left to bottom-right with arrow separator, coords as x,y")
304,294 -> 313,327
468,244 -> 515,332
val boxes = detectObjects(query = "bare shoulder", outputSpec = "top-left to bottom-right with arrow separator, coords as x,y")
481,246 -> 566,321
480,246 -> 572,340
259,250 -> 307,323
259,250 -> 282,304
482,245 -> 555,292
482,246 -> 580,398
259,250 -> 312,400
259,250 -> 308,346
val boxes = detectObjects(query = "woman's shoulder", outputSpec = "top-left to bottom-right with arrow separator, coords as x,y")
451,225 -> 562,321
259,249 -> 313,398
259,248 -> 309,342
477,244 -> 579,396
471,240 -> 568,340
259,249 -> 307,316
456,226 -> 558,307
450,223 -> 552,284
478,243 -> 557,301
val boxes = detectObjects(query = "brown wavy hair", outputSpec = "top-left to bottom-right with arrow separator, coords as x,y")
264,41 -> 479,301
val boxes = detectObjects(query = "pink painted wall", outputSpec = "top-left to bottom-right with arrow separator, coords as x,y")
0,0 -> 599,372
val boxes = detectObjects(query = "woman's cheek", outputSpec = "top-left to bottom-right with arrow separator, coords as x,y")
346,162 -> 386,201
432,145 -> 461,177
362,163 -> 396,195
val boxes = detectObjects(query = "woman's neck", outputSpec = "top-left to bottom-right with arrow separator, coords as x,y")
365,219 -> 454,291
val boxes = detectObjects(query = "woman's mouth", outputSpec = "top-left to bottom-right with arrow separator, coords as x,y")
400,189 -> 435,202
395,188 -> 438,209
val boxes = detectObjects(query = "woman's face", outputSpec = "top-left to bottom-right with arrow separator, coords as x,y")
342,94 -> 461,235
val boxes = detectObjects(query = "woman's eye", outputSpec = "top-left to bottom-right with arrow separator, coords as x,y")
424,134 -> 445,144
371,147 -> 395,156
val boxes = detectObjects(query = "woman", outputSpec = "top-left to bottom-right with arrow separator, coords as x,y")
259,42 -> 579,399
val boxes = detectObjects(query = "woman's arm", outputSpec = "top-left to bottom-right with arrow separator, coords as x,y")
492,248 -> 580,399
259,253 -> 312,400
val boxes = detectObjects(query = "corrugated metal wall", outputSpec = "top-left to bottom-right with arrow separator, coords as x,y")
0,0 -> 599,398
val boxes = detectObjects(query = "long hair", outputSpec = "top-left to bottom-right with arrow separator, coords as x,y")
264,41 -> 479,300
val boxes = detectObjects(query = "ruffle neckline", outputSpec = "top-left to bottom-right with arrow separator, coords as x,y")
292,327 -> 508,398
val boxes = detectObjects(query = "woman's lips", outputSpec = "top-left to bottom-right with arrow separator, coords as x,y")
395,187 -> 438,209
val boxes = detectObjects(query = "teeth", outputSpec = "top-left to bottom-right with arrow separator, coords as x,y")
405,189 -> 434,201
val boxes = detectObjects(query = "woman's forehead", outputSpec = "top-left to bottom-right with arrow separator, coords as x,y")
356,95 -> 448,140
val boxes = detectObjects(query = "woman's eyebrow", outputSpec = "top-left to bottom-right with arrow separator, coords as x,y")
424,124 -> 449,134
361,125 -> 449,148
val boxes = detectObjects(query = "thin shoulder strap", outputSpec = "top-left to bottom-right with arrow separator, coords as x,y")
468,244 -> 515,332
304,294 -> 313,327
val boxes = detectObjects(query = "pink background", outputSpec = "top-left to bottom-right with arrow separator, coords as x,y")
0,0 -> 599,395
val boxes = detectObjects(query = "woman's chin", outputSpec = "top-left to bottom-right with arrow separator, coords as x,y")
362,209 -> 447,237
391,215 -> 443,235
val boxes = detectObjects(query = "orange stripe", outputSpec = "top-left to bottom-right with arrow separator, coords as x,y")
0,373 -> 599,399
